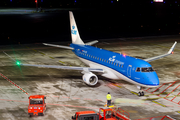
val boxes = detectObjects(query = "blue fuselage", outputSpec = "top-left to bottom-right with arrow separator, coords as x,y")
70,43 -> 159,87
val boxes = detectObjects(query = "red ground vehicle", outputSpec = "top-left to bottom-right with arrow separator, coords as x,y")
28,95 -> 46,117
72,107 -> 131,120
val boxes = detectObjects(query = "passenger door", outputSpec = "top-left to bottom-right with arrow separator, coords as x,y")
127,65 -> 132,77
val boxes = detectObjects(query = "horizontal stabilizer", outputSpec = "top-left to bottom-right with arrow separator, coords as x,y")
85,40 -> 98,46
43,43 -> 74,50
144,41 -> 177,62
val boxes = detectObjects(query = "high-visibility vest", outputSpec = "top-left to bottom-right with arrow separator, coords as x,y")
106,94 -> 111,100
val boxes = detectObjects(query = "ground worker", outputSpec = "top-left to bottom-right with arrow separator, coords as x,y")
106,92 -> 111,107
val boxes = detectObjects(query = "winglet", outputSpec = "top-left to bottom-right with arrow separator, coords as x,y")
168,41 -> 177,54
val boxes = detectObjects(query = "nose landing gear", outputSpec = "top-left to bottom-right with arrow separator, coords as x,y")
138,91 -> 144,96
137,86 -> 145,96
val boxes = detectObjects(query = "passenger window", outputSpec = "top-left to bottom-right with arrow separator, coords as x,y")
89,55 -> 90,57
136,67 -> 141,72
119,64 -> 121,67
107,60 -> 108,63
100,58 -> 101,61
97,57 -> 99,60
104,60 -> 106,62
121,65 -> 123,68
114,63 -> 116,65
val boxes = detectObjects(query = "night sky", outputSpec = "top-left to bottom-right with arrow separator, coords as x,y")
0,0 -> 180,45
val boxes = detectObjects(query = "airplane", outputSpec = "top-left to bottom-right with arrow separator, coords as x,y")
4,11 -> 177,96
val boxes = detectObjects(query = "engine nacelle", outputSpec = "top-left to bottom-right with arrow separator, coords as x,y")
82,72 -> 98,86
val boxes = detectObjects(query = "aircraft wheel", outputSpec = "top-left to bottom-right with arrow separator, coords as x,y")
141,91 -> 144,96
138,91 -> 144,96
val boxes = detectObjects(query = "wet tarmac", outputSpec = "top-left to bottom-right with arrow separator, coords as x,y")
0,36 -> 180,119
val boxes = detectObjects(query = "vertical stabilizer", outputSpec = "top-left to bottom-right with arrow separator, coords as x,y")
69,11 -> 84,45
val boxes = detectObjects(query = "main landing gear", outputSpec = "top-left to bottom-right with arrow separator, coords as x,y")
137,86 -> 144,96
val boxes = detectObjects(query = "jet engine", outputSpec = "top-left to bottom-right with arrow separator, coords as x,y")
82,72 -> 98,86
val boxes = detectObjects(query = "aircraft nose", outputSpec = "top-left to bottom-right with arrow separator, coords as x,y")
146,72 -> 159,86
150,77 -> 159,86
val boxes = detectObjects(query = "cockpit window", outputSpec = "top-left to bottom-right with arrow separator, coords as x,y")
142,67 -> 154,72
136,67 -> 154,72
136,67 -> 141,72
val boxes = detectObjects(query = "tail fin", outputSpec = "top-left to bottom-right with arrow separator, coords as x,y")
69,11 -> 84,45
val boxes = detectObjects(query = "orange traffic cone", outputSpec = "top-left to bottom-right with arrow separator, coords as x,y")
104,102 -> 107,107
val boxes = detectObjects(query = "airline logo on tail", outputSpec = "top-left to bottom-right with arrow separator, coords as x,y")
71,25 -> 77,35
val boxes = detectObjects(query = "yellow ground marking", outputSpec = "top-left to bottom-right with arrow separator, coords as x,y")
32,49 -> 37,52
130,91 -> 138,96
59,61 -> 65,64
144,92 -> 172,97
39,52 -> 45,55
49,56 -> 54,59
151,100 -> 166,107
143,94 -> 180,101
111,83 -> 122,88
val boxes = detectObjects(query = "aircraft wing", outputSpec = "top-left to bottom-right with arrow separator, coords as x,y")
18,64 -> 104,73
3,51 -> 104,73
43,43 -> 74,50
144,41 -> 177,62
